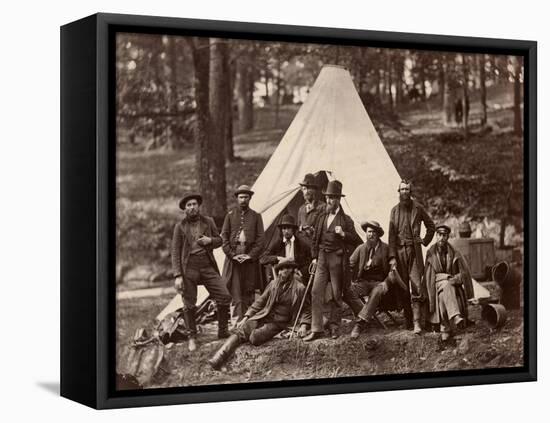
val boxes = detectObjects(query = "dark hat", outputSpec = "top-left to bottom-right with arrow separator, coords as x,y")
234,184 -> 254,197
274,259 -> 299,273
277,214 -> 298,230
322,180 -> 345,197
436,224 -> 451,235
179,193 -> 202,210
361,220 -> 384,237
299,173 -> 319,188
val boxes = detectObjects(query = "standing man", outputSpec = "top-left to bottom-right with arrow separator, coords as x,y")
388,180 -> 435,333
303,180 -> 363,341
208,261 -> 310,370
171,193 -> 232,351
297,173 -> 326,242
260,214 -> 311,283
349,221 -> 407,338
221,185 -> 265,322
424,224 -> 474,341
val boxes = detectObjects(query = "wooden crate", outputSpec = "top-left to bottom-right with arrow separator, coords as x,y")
450,238 -> 495,280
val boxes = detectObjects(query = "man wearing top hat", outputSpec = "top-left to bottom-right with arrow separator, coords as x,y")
208,260 -> 311,370
221,185 -> 265,322
297,173 -> 326,241
349,221 -> 407,339
303,180 -> 364,341
260,214 -> 312,283
423,224 -> 474,341
171,193 -> 233,351
388,179 -> 435,333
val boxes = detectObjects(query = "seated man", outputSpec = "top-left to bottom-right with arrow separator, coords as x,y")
208,260 -> 310,370
259,214 -> 312,283
349,221 -> 406,339
424,224 -> 474,341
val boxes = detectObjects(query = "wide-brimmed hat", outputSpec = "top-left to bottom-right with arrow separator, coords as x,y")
436,224 -> 451,235
322,180 -> 345,197
299,173 -> 319,188
361,220 -> 384,237
274,260 -> 298,273
179,193 -> 203,210
234,185 -> 254,197
277,214 -> 298,230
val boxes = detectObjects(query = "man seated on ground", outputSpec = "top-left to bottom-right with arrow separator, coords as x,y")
208,260 -> 311,370
423,224 -> 474,341
259,214 -> 312,283
349,221 -> 407,339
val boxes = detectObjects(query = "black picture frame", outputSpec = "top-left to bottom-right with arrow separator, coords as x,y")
60,12 -> 537,409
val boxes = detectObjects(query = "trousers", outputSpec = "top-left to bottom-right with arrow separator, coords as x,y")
235,319 -> 287,345
352,279 -> 390,321
181,253 -> 232,311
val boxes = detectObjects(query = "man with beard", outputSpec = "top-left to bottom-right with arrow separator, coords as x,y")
171,194 -> 232,351
424,224 -> 474,341
221,185 -> 265,322
388,180 -> 435,333
303,180 -> 364,341
349,221 -> 407,338
260,214 -> 312,283
297,173 -> 326,241
208,261 -> 310,370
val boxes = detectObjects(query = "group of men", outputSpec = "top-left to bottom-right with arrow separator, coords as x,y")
171,174 -> 474,369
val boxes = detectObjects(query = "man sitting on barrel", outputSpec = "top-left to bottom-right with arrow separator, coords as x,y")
208,260 -> 311,370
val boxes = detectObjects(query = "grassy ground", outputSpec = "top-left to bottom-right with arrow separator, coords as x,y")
116,296 -> 523,388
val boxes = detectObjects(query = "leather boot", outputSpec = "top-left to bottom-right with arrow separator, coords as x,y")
412,302 -> 422,334
208,334 -> 241,370
217,304 -> 230,339
350,320 -> 366,339
183,309 -> 198,352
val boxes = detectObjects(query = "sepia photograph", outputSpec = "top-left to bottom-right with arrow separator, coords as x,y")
114,31 -> 526,391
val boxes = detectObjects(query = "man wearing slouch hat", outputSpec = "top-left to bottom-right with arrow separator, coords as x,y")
171,193 -> 232,351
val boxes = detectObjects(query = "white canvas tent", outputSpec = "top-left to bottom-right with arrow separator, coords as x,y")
157,65 -> 488,321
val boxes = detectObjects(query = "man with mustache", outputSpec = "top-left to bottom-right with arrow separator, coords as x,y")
208,260 -> 311,370
388,180 -> 435,333
221,185 -> 265,322
303,180 -> 363,341
423,224 -> 474,341
297,173 -> 326,242
349,221 -> 406,339
260,214 -> 312,284
171,194 -> 232,351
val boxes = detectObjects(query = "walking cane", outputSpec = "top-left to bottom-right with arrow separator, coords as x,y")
289,260 -> 317,340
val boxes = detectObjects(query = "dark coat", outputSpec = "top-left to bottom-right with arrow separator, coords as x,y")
297,200 -> 326,237
259,233 -> 311,279
244,274 -> 311,326
221,207 -> 265,260
171,215 -> 222,278
388,199 -> 435,275
312,208 -> 362,288
424,243 -> 474,317
349,241 -> 391,282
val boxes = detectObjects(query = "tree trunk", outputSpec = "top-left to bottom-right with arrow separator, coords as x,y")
386,52 -> 393,112
478,54 -> 488,126
236,57 -> 254,133
225,59 -> 236,162
208,38 -> 228,217
419,57 -> 427,100
264,63 -> 270,102
375,67 -> 381,104
512,56 -> 523,136
165,36 -> 181,150
461,54 -> 469,141
441,58 -> 454,126
395,53 -> 404,110
275,56 -> 281,127
189,37 -> 225,220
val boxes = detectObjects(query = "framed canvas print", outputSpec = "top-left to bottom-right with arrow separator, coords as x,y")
60,13 -> 537,409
